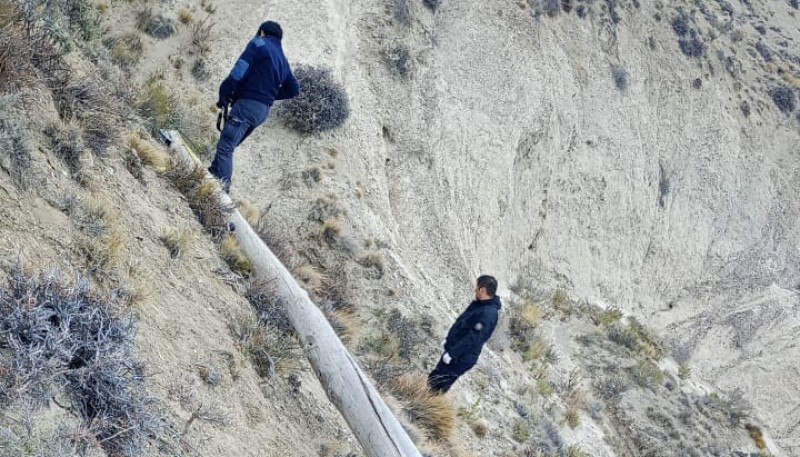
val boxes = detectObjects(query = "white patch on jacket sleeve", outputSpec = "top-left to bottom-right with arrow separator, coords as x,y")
474,322 -> 484,331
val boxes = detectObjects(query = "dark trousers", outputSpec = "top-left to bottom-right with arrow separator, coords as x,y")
427,355 -> 474,394
209,99 -> 270,191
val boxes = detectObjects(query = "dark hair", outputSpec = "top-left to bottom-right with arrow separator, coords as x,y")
258,21 -> 283,40
477,275 -> 498,297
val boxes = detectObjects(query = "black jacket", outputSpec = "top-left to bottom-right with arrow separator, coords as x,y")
444,296 -> 501,366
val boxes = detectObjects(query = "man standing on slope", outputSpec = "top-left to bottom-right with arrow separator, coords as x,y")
209,20 -> 300,193
428,275 -> 502,394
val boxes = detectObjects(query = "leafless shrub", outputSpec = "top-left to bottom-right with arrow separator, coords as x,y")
386,309 -> 424,359
0,269 -> 162,456
0,115 -> 33,188
246,279 -> 292,334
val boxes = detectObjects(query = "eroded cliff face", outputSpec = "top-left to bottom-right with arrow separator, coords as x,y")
226,0 -> 799,453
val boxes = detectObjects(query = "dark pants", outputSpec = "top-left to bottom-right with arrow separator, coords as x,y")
427,355 -> 474,394
208,99 -> 270,191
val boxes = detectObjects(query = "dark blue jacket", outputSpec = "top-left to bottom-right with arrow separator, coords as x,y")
219,36 -> 300,107
444,296 -> 501,366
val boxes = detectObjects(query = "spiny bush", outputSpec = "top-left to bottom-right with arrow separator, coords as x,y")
0,270 -> 161,456
393,0 -> 412,25
0,20 -> 36,91
423,0 -> 441,11
389,374 -> 456,440
136,7 -> 175,39
679,30 -> 706,58
44,123 -> 85,174
770,86 -> 796,114
612,65 -> 629,91
385,44 -> 412,78
280,65 -> 350,134
0,114 -> 33,187
386,309 -> 424,359
671,12 -> 691,36
247,279 -> 292,334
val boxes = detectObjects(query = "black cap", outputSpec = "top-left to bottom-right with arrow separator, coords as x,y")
258,21 -> 283,40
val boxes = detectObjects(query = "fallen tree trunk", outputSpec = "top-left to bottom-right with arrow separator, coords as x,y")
163,130 -> 422,457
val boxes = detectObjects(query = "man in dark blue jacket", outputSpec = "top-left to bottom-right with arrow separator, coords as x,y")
208,20 -> 300,192
428,275 -> 502,394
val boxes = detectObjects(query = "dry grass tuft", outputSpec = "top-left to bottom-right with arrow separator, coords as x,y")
321,218 -> 343,243
104,32 -> 143,68
358,250 -> 385,275
471,418 -> 488,438
390,374 -> 456,441
128,132 -> 170,172
295,264 -> 326,296
324,308 -> 360,344
236,199 -> 260,226
229,312 -> 301,378
159,227 -> 195,259
220,234 -> 251,275
178,7 -> 193,24
189,16 -> 213,56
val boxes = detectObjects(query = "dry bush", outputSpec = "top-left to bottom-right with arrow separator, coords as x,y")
136,7 -> 174,39
220,234 -> 251,276
246,279 -> 292,333
279,65 -> 350,133
389,374 -> 456,441
0,20 -> 36,91
235,199 -> 260,226
44,122 -> 85,174
0,270 -> 161,455
386,309 -> 425,359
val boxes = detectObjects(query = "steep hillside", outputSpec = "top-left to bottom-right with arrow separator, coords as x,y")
2,0 -> 799,456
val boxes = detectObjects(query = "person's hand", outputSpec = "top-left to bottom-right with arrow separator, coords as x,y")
442,352 -> 452,365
